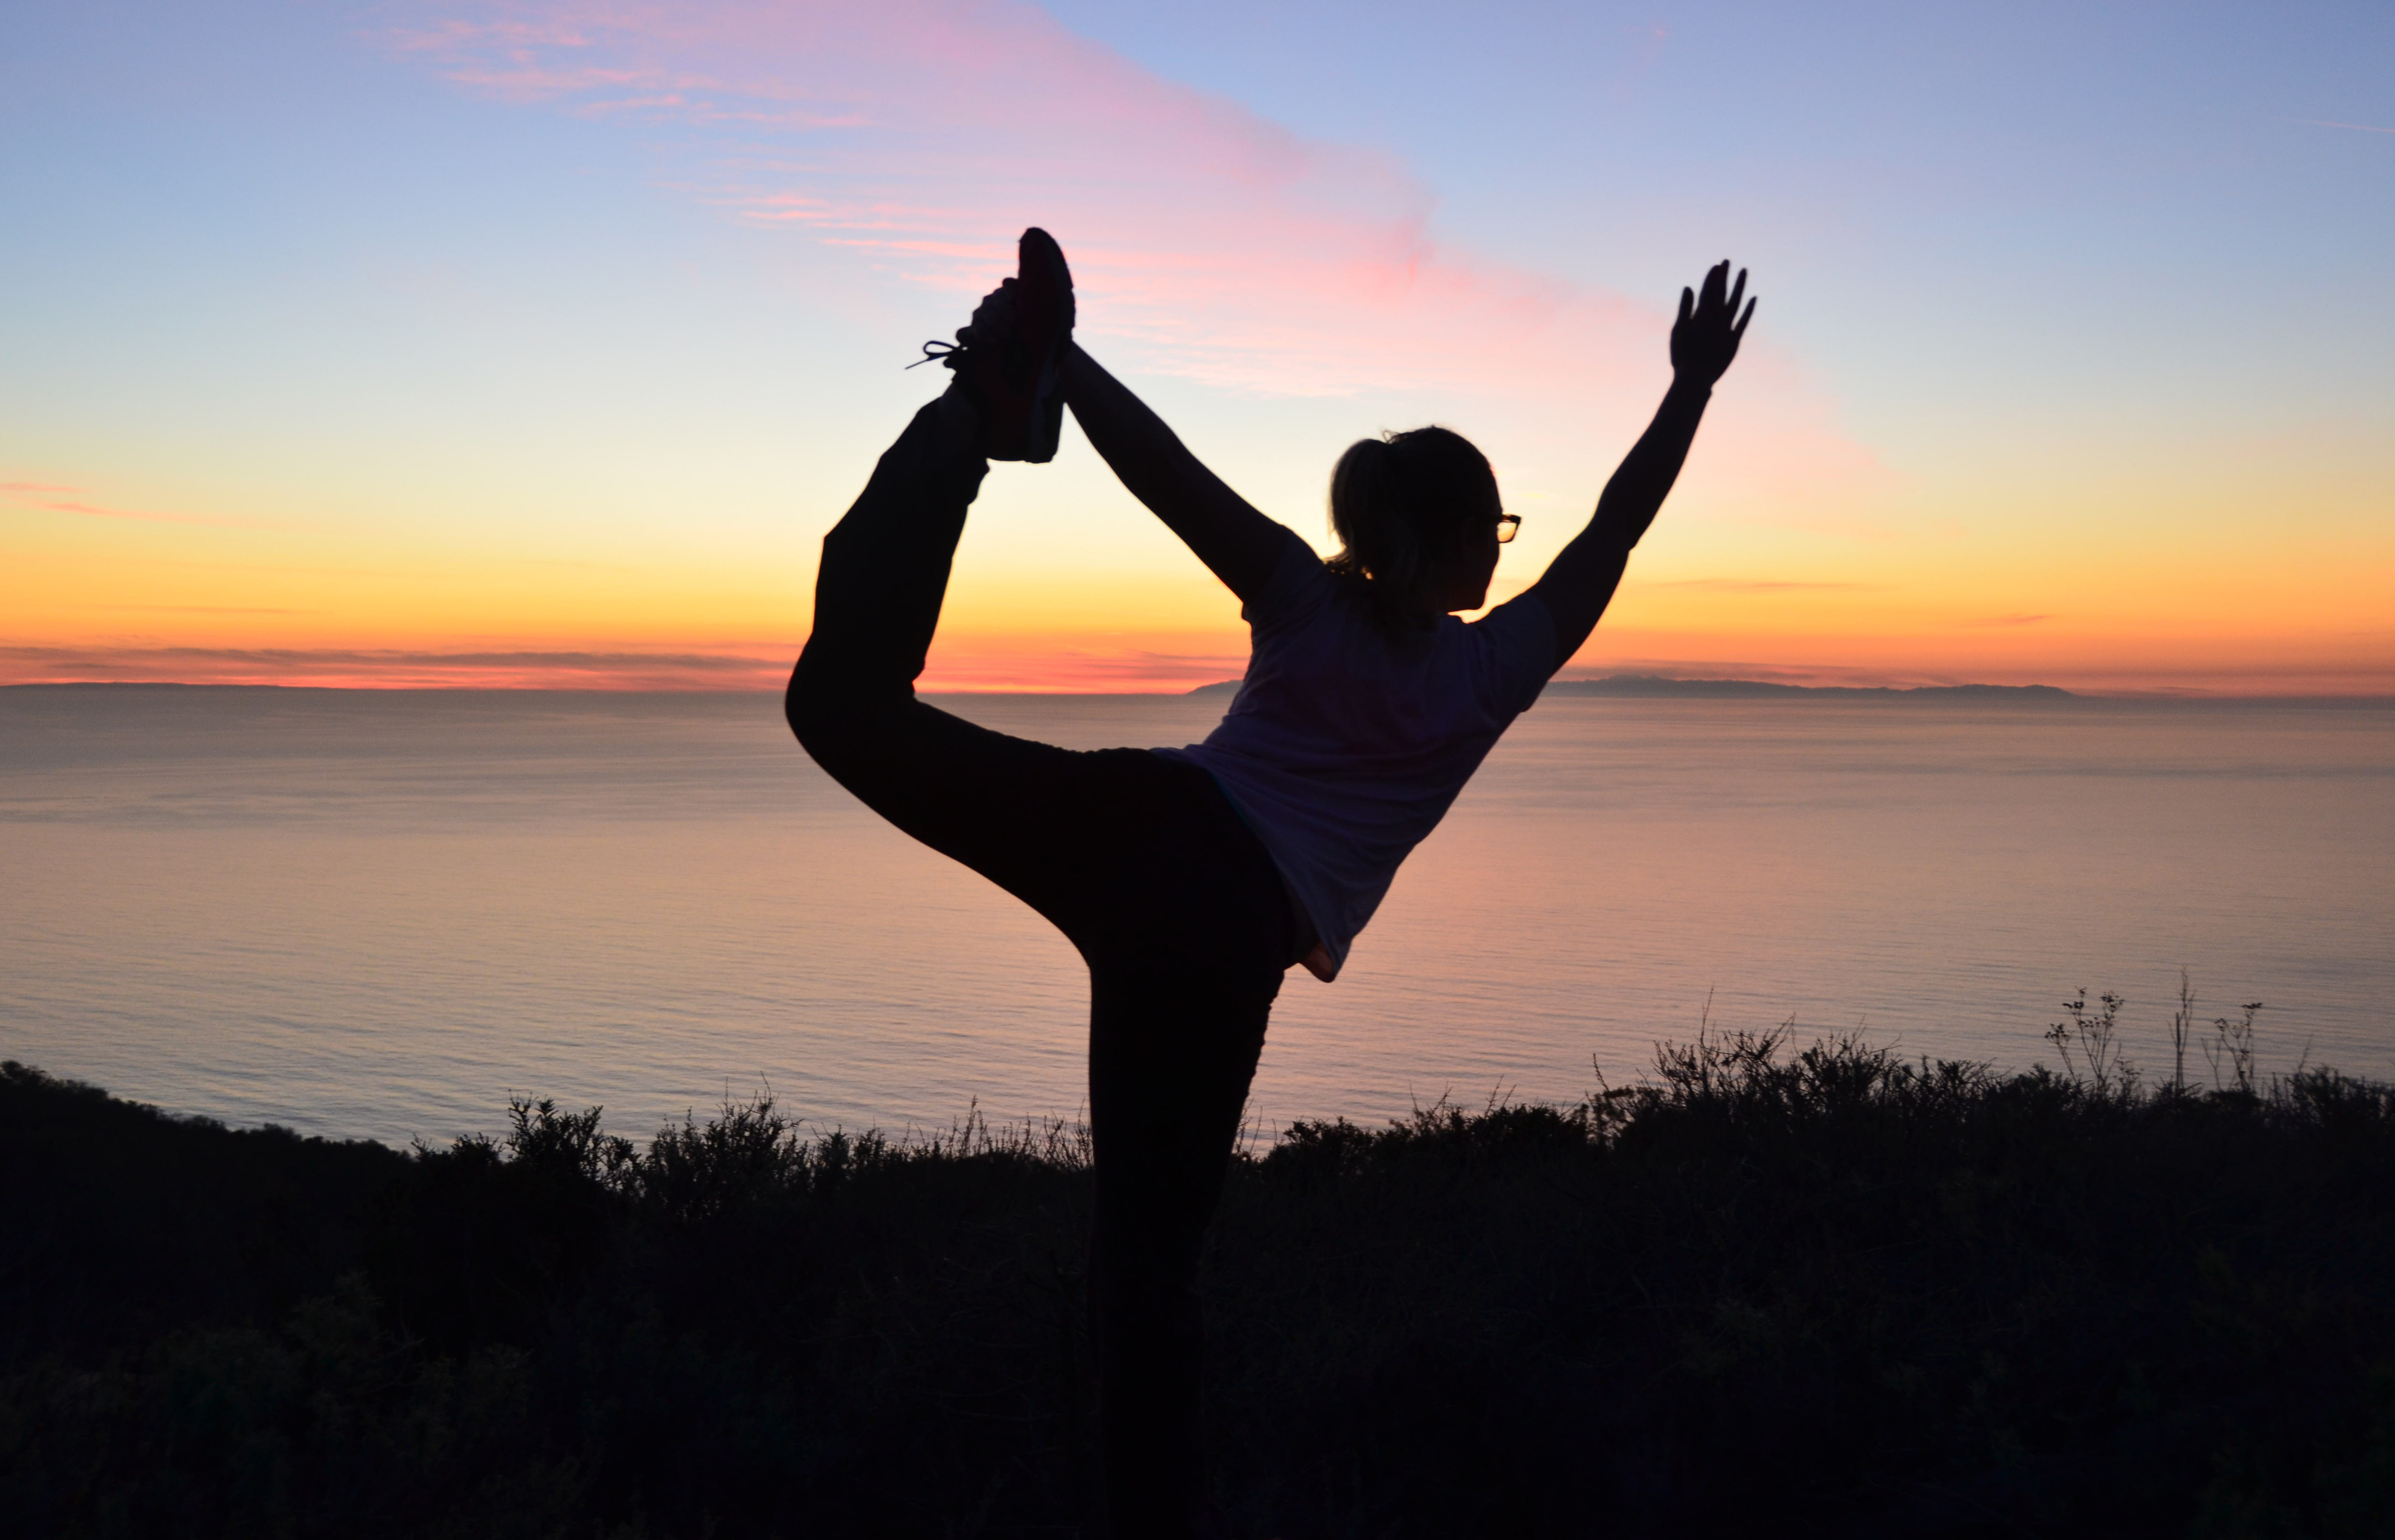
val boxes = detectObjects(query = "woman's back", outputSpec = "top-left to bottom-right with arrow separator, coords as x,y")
1162,532 -> 1556,979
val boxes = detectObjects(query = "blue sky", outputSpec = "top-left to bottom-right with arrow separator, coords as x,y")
4,1 -> 2390,690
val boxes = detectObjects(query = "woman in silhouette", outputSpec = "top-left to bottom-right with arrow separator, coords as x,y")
786,229 -> 1752,1537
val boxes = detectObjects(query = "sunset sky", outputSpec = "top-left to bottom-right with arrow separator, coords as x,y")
4,1 -> 2390,693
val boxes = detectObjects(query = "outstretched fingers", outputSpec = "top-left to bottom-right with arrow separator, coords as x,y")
1669,261 -> 1756,384
1696,262 -> 1746,324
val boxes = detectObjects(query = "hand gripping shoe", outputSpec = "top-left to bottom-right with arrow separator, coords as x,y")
912,228 -> 1075,463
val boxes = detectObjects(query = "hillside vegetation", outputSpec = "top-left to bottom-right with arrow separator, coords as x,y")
4,1028 -> 2392,1537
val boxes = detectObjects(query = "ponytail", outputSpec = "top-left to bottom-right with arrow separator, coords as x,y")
1325,426 -> 1498,631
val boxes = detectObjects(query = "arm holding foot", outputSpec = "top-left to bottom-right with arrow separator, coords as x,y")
1061,344 -> 1293,604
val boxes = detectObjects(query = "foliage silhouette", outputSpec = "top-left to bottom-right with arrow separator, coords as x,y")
5,1024 -> 2394,1536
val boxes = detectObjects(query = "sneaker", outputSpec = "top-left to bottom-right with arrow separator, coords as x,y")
911,228 -> 1075,463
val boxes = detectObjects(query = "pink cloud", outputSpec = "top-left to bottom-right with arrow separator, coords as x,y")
0,646 -> 791,690
917,635 -> 1250,692
24,499 -> 265,529
0,639 -> 1253,693
48,500 -> 247,527
83,605 -> 314,615
4,479 -> 276,529
378,13 -> 1657,384
377,0 -> 1885,516
1648,579 -> 1881,592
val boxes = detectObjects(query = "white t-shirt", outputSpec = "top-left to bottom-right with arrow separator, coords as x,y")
1159,532 -> 1559,981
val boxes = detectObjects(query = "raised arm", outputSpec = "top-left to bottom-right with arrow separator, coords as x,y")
1060,343 -> 1292,603
1525,262 -> 1754,667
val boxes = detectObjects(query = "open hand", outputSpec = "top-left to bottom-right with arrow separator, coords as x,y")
1670,261 -> 1754,387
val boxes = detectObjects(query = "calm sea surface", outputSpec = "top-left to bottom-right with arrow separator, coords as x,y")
3,687 -> 2388,1147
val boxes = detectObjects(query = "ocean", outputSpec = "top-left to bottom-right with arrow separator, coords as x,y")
3,685 -> 2388,1147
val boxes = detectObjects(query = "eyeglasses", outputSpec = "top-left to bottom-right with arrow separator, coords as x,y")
1495,512 -> 1520,544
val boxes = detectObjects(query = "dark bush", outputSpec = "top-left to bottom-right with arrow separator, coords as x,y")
4,1032 -> 2393,1537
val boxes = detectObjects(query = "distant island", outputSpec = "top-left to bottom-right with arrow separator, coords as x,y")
1189,674 -> 2076,699
1542,674 -> 2077,699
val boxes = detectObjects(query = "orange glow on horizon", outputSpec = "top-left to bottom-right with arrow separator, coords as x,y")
8,617 -> 2390,696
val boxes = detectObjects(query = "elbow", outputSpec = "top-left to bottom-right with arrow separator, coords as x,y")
784,644 -> 851,761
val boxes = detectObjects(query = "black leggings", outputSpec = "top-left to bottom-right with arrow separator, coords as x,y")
785,394 -> 1297,1537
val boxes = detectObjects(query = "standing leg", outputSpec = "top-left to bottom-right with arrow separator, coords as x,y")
1079,764 -> 1296,1539
1087,966 -> 1277,1538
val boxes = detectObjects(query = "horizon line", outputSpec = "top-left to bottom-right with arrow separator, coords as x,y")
11,677 -> 2395,703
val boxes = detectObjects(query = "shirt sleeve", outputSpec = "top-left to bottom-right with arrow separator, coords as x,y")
1239,527 -> 1336,638
1469,590 -> 1560,716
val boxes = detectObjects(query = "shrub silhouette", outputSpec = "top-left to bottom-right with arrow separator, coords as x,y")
5,1034 -> 2394,1537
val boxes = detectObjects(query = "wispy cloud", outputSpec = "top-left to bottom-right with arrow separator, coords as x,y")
2302,119 -> 2395,136
81,605 -> 314,615
0,646 -> 792,690
372,0 -> 1884,524
380,0 -> 1536,397
918,637 -> 1249,692
45,500 -> 267,529
1646,579 -> 1879,592
1,481 -> 271,530
0,639 -> 1269,692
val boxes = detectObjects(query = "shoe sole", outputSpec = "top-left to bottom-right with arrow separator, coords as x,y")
1015,228 -> 1074,464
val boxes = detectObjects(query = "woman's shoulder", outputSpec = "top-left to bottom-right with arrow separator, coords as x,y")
1244,532 -> 1340,625
1459,591 -> 1560,712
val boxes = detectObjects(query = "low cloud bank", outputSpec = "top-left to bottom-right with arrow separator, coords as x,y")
0,646 -> 792,691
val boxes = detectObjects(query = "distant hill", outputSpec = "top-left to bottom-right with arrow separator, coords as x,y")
1541,675 -> 2076,700
1188,674 -> 2074,699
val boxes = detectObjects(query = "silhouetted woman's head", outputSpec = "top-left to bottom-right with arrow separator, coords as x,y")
1326,426 -> 1504,629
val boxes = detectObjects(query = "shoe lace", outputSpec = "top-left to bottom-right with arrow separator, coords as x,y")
904,339 -> 964,370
